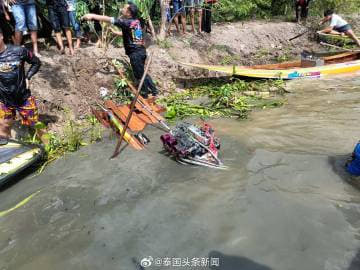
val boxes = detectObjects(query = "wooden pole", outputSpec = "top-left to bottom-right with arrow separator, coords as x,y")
112,62 -> 171,131
111,53 -> 154,159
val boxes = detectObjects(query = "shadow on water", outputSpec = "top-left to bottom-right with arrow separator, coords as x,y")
208,251 -> 272,270
328,155 -> 360,192
348,249 -> 360,270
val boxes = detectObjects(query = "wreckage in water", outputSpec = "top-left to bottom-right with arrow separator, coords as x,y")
160,122 -> 227,170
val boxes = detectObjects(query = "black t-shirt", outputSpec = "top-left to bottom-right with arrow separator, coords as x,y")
0,45 -> 41,106
112,17 -> 145,55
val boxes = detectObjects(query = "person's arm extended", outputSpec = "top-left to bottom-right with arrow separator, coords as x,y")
320,26 -> 333,33
109,27 -> 122,36
1,2 -> 9,20
22,49 -> 41,80
82,13 -> 112,23
319,18 -> 327,25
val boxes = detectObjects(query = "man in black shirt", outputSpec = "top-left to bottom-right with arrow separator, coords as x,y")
82,1 -> 158,98
0,29 -> 41,138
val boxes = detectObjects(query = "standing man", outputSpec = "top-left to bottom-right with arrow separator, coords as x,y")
319,9 -> 360,47
186,0 -> 203,33
202,0 -> 216,34
295,0 -> 311,23
47,0 -> 74,55
67,0 -> 82,49
0,28 -> 42,139
9,0 -> 40,57
82,2 -> 158,98
172,0 -> 186,35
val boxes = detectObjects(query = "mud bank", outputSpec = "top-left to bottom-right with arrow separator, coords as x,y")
1,72 -> 360,269
26,20 -> 325,133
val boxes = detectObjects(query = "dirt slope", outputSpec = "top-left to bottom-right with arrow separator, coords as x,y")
29,20 -> 322,132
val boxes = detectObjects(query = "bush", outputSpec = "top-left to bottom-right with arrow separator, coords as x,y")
212,0 -> 360,22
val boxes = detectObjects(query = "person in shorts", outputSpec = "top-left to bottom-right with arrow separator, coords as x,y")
67,0 -> 82,49
186,0 -> 203,33
47,0 -> 74,55
9,0 -> 40,56
319,9 -> 360,47
0,28 -> 41,138
171,0 -> 186,35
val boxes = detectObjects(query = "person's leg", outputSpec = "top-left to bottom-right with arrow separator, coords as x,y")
190,8 -> 195,32
300,5 -> 306,20
197,8 -> 203,32
0,102 -> 15,138
138,51 -> 158,96
203,3 -> 212,33
145,74 -> 158,96
25,3 -> 39,56
69,11 -> 82,49
11,4 -> 26,45
345,29 -> 360,47
129,51 -> 150,98
48,6 -> 64,52
65,29 -> 75,55
295,3 -> 300,23
174,14 -> 181,33
59,8 -> 74,55
17,96 -> 47,143
181,13 -> 186,34
0,118 -> 13,138
0,15 -> 12,43
304,4 -> 309,20
55,32 -> 65,53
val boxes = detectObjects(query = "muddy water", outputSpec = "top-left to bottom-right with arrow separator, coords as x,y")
1,75 -> 360,270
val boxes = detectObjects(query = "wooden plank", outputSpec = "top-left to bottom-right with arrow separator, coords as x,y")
105,100 -> 147,132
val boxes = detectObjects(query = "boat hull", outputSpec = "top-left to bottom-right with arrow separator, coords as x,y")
181,59 -> 360,80
0,140 -> 44,187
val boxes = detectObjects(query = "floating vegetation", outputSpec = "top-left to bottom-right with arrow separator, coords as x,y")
158,79 -> 286,121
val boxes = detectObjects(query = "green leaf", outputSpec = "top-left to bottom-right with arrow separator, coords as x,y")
34,121 -> 46,130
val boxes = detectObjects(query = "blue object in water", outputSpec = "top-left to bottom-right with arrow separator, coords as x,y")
347,142 -> 360,176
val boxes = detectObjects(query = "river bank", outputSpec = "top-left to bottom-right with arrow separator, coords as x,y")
26,20 -> 320,134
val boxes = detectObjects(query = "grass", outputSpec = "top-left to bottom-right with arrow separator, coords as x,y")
157,39 -> 173,49
24,114 -> 103,174
158,78 -> 286,121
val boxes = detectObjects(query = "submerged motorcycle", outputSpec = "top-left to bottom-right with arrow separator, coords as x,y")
160,122 -> 227,170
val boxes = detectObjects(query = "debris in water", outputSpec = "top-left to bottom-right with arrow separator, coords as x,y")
160,122 -> 227,169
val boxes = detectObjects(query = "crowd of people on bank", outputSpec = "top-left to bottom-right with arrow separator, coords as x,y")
165,0 -> 215,35
0,0 -> 216,58
0,0 -> 83,56
0,0 -> 359,142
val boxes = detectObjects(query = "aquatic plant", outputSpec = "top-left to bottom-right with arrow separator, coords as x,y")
159,79 -> 286,121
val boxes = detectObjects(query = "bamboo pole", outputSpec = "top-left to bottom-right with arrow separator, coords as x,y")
111,53 -> 154,158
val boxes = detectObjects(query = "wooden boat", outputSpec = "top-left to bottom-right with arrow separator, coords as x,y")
0,139 -> 44,186
317,31 -> 359,45
180,51 -> 360,80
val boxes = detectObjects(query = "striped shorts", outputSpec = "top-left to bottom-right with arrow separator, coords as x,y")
0,96 -> 39,126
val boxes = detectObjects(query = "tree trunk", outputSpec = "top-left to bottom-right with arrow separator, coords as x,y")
158,0 -> 167,40
147,16 -> 156,38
